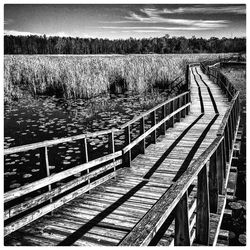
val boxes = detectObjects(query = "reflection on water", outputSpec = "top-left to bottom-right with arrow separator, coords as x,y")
4,90 -> 170,192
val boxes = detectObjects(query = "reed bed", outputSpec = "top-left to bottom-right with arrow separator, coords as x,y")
4,53 -> 233,103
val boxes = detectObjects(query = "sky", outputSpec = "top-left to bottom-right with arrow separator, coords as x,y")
4,4 -> 246,39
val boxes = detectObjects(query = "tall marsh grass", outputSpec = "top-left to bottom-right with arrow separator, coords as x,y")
4,53 -> 233,102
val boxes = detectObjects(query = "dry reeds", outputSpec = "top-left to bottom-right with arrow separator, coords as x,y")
4,53 -> 233,103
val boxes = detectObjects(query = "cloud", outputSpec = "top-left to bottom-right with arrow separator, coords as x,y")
160,5 -> 246,15
119,8 -> 230,30
102,26 -> 217,31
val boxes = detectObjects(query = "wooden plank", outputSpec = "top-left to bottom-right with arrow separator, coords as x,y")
119,136 -> 223,246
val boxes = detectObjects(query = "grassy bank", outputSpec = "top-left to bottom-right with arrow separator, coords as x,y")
4,53 -> 233,103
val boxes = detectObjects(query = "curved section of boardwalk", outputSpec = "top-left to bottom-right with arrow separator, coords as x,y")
5,65 -> 230,246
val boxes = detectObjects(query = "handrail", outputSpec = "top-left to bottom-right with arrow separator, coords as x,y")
119,136 -> 224,246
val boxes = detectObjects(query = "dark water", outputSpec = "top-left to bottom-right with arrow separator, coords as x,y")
4,90 -> 169,192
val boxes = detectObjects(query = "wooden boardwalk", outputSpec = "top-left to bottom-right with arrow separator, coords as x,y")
4,63 -> 240,246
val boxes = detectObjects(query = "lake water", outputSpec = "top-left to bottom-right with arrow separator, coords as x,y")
4,90 -> 170,192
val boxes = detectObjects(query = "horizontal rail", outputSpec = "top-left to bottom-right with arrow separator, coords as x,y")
4,150 -> 122,203
4,128 -> 119,155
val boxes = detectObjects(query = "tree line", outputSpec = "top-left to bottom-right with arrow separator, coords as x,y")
4,34 -> 246,54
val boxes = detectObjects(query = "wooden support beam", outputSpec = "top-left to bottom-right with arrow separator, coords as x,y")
170,100 -> 174,127
196,163 -> 210,245
139,117 -> 145,154
175,191 -> 191,246
160,105 -> 166,135
216,141 -> 224,194
209,152 -> 218,213
151,110 -> 156,144
124,125 -> 131,167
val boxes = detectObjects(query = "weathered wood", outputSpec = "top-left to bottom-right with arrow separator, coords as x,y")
139,117 -> 145,154
4,151 -> 122,203
119,137 -> 223,246
119,91 -> 189,129
151,110 -> 156,144
209,151 -> 218,213
4,171 -> 117,236
4,160 -> 122,220
122,104 -> 190,154
4,128 -> 120,156
216,141 -> 224,194
124,125 -> 131,167
160,105 -> 166,135
196,163 -> 210,245
174,192 -> 190,246
170,100 -> 174,127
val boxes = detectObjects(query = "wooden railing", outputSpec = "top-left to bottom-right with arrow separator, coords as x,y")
119,62 -> 241,246
200,60 -> 237,101
4,89 -> 191,236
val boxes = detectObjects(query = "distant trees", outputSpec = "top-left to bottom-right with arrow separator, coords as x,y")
4,34 -> 246,54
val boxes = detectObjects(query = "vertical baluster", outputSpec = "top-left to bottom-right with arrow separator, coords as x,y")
216,141 -> 224,194
224,125 -> 230,162
175,191 -> 191,246
176,98 -> 181,122
140,117 -> 145,154
160,105 -> 166,135
209,151 -> 218,213
196,163 -> 210,245
151,110 -> 156,144
40,147 -> 52,203
108,131 -> 116,175
228,115 -> 233,150
170,101 -> 174,128
181,95 -> 185,118
222,138 -> 227,178
124,125 -> 131,167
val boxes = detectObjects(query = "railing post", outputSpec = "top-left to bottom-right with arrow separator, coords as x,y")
151,110 -> 156,144
108,131 -> 116,175
181,95 -> 185,118
170,101 -> 174,128
209,152 -> 218,213
140,117 -> 145,154
175,191 -> 191,246
160,105 -> 166,135
40,146 -> 52,203
185,64 -> 190,91
124,125 -> 131,167
224,125 -> 230,162
216,141 -> 224,194
196,163 -> 210,245
176,98 -> 181,122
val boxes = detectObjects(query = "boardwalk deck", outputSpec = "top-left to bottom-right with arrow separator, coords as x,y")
4,64 -> 239,246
